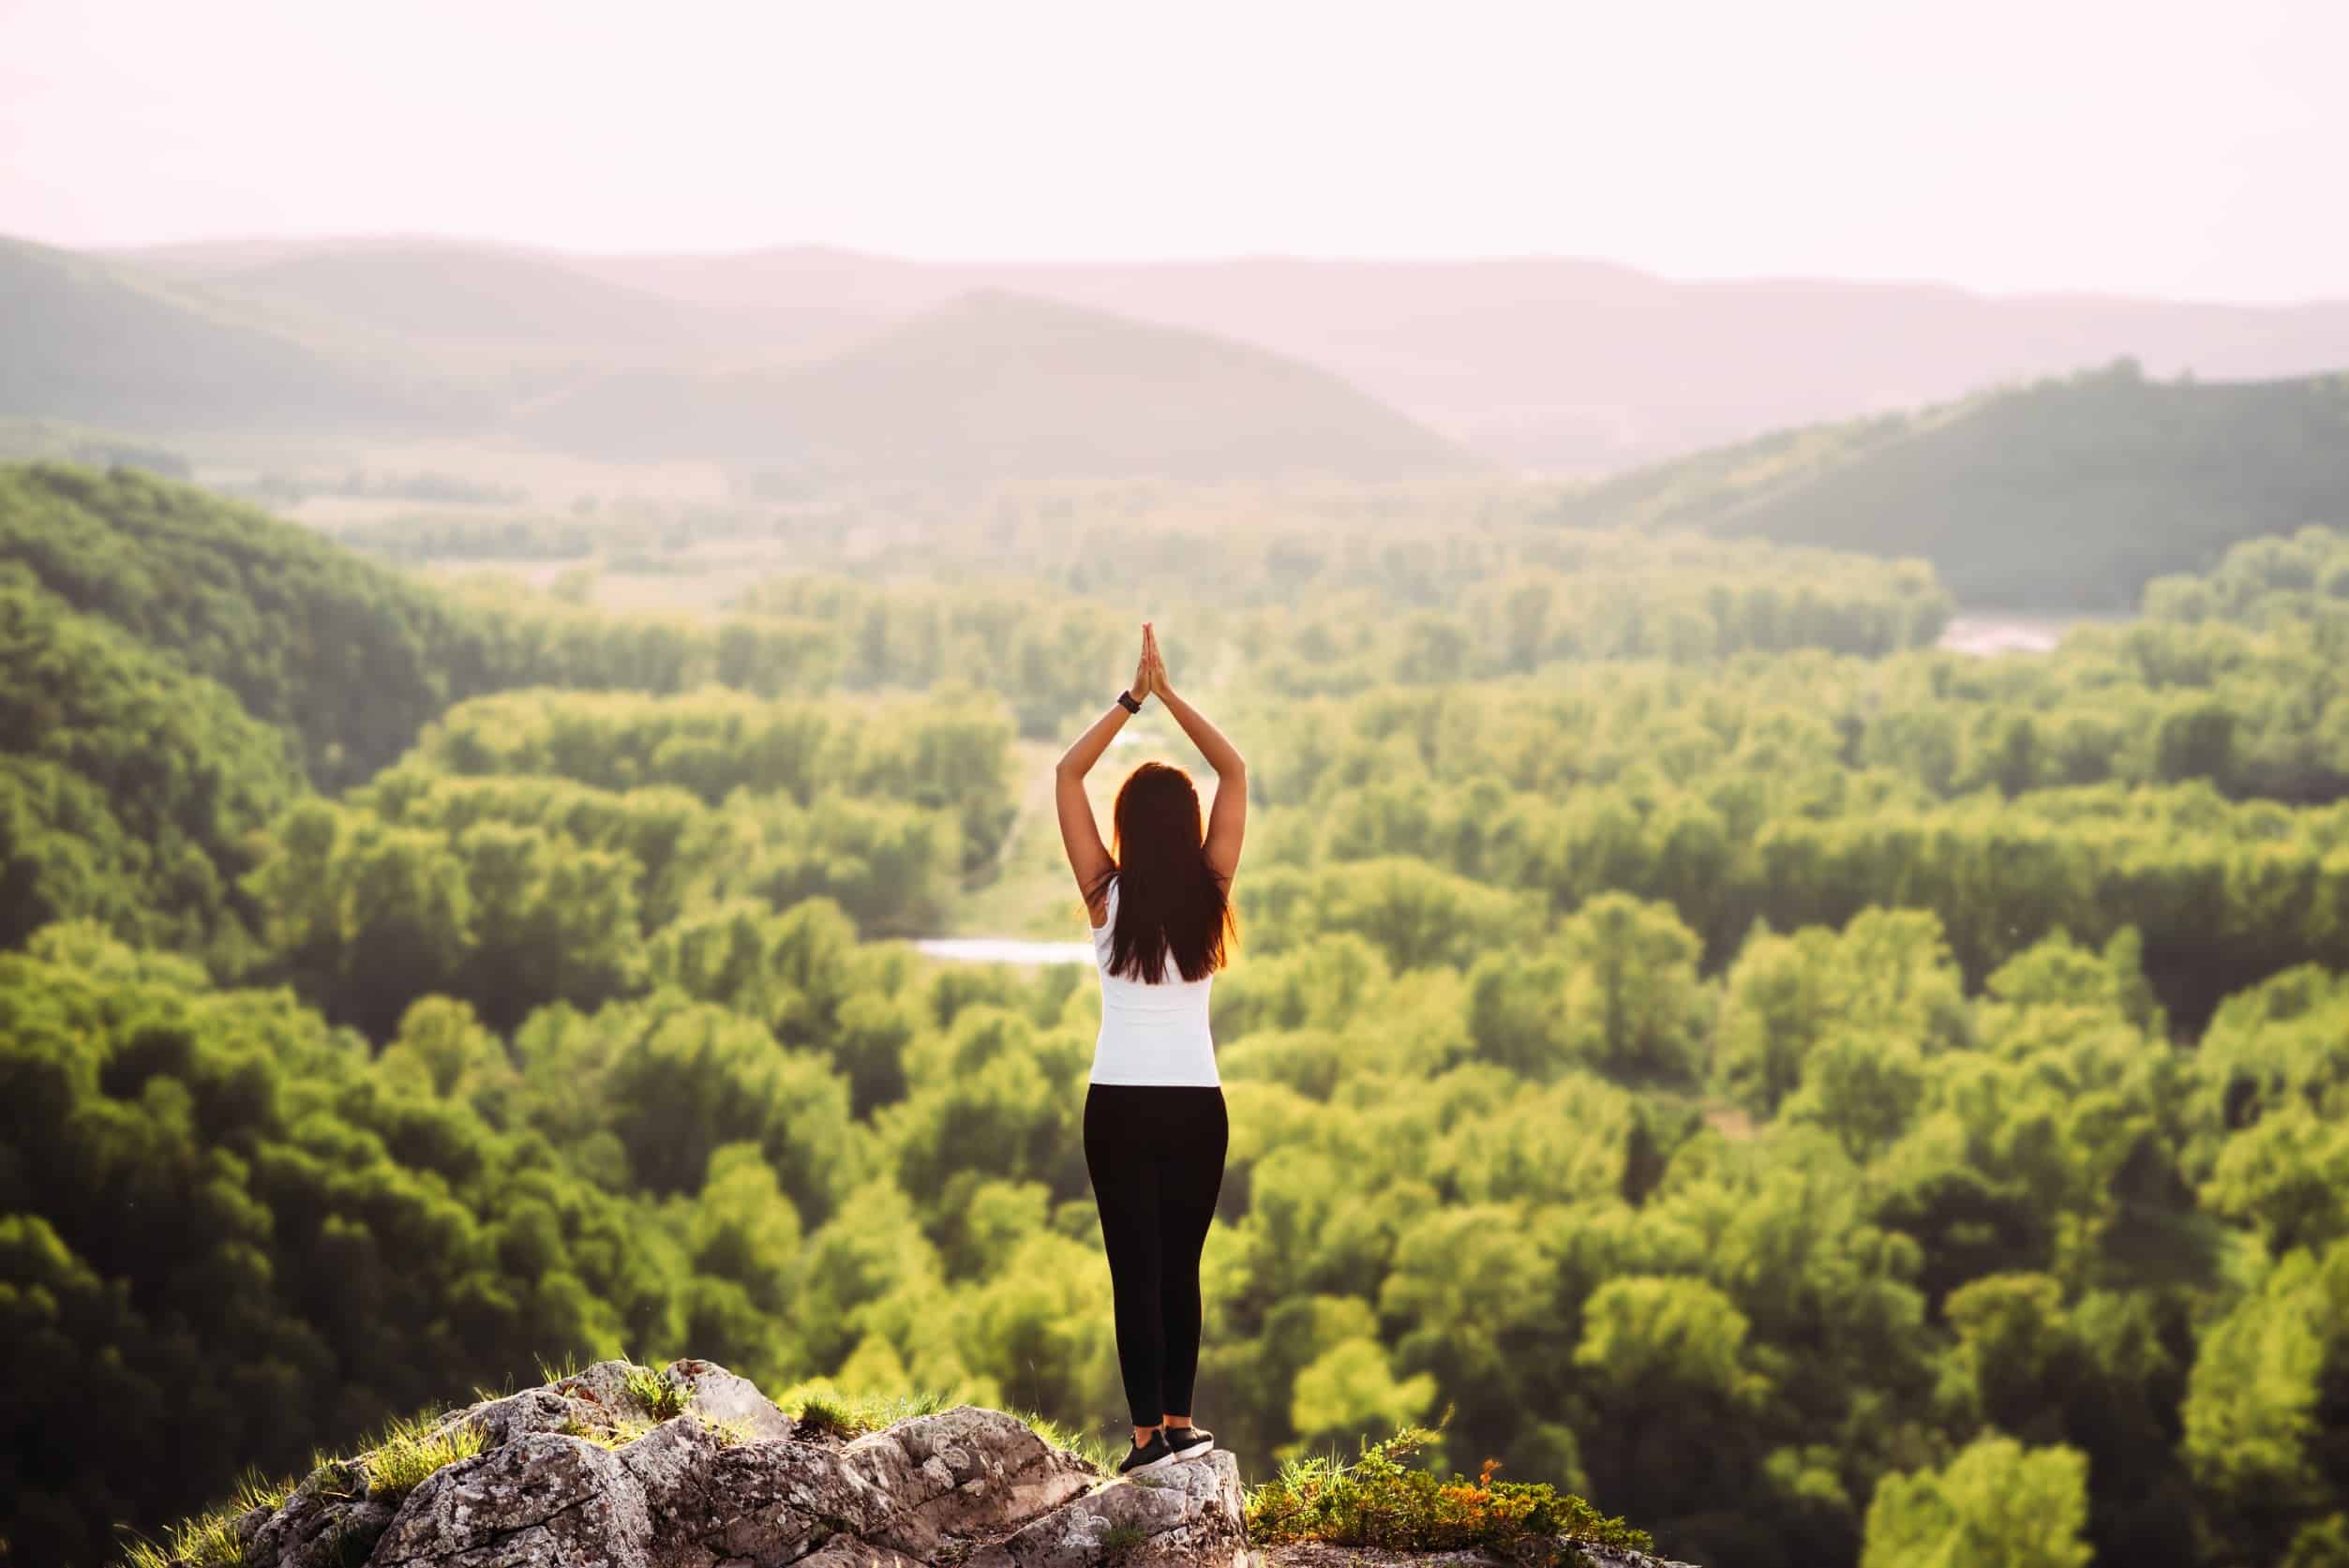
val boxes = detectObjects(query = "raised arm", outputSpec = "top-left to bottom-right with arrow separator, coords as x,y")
1145,626 -> 1246,887
1055,624 -> 1155,924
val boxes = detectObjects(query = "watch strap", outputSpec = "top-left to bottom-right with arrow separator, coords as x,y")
1117,689 -> 1142,713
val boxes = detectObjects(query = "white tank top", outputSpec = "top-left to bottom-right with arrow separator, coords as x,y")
1087,878 -> 1219,1086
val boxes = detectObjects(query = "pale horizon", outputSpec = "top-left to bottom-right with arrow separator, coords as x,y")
76,231 -> 2349,312
5,0 -> 2345,306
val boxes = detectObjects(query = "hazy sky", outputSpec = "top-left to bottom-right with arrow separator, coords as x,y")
4,0 -> 2343,301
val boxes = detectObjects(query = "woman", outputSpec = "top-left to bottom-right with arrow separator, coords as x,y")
1055,621 -> 1246,1474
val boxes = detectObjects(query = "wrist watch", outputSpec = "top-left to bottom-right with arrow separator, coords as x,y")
1116,690 -> 1142,713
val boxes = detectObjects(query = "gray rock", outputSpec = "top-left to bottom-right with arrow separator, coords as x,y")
794,1542 -> 930,1568
617,1414 -> 735,1568
371,1431 -> 655,1568
843,1407 -> 1099,1558
1576,1548 -> 1699,1568
968,1451 -> 1247,1568
427,1387 -> 591,1451
233,1503 -> 274,1549
552,1359 -> 663,1424
424,1360 -> 715,1456
244,1457 -> 397,1568
665,1358 -> 798,1443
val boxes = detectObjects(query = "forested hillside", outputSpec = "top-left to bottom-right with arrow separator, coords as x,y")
6,467 -> 2349,1567
1552,361 -> 2349,609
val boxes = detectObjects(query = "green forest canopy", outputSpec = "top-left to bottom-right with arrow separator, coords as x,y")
4,463 -> 2349,1567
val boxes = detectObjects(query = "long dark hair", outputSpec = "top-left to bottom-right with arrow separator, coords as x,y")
1088,760 -> 1234,983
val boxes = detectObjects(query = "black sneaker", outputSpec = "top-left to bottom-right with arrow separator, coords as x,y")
1118,1430 -> 1178,1475
1165,1426 -> 1214,1460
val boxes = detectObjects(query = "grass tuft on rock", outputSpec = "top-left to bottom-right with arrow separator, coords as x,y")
360,1412 -> 487,1501
705,1415 -> 757,1448
1008,1406 -> 1126,1474
116,1469 -> 292,1568
622,1364 -> 691,1422
1244,1425 -> 1652,1566
558,1412 -> 657,1449
789,1392 -> 868,1441
1098,1522 -> 1150,1556
778,1382 -> 954,1440
118,1514 -> 246,1568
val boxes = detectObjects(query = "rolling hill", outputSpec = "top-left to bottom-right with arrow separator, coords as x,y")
1549,361 -> 2349,608
0,236 -> 452,432
189,240 -> 880,368
510,289 -> 1472,484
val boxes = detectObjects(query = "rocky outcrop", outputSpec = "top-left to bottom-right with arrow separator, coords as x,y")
219,1360 -> 1692,1568
224,1361 -> 1189,1568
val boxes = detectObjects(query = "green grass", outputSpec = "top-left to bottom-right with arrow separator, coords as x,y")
1243,1423 -> 1652,1566
1098,1523 -> 1149,1556
359,1412 -> 487,1502
118,1507 -> 251,1568
558,1412 -> 658,1449
120,1360 -> 741,1566
788,1394 -> 867,1442
559,1410 -> 754,1451
704,1416 -> 756,1448
622,1364 -> 690,1422
1007,1407 -> 1125,1474
781,1385 -> 957,1441
114,1419 -> 479,1568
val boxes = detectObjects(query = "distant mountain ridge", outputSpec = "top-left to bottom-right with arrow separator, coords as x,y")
511,287 -> 1470,483
48,232 -> 2349,475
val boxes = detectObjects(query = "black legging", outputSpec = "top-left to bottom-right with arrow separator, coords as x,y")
1083,1083 -> 1229,1428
